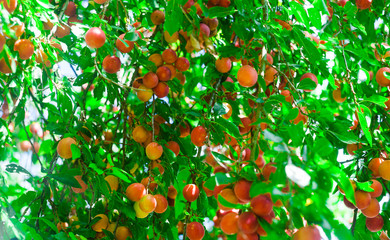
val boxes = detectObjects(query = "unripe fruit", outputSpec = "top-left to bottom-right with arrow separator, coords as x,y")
139,194 -> 157,213
57,137 -> 77,159
234,179 -> 252,203
126,183 -> 146,201
175,57 -> 190,72
132,126 -> 149,143
366,215 -> 384,232
379,160 -> 390,180
14,39 -> 34,60
104,175 -> 119,192
237,65 -> 258,87
102,55 -> 121,74
220,212 -> 239,235
92,214 -> 109,232
151,10 -> 165,25
250,194 -> 273,217
156,66 -> 172,81
376,67 -> 390,87
237,212 -> 259,234
143,72 -> 159,88
166,141 -> 180,156
361,198 -> 380,218
136,85 -> 153,102
134,201 -> 149,218
145,142 -> 163,160
154,194 -> 168,213
191,126 -> 207,147
186,222 -> 205,240
354,190 -> 371,209
215,58 -> 232,73
85,27 -> 106,48
116,34 -> 134,53
72,175 -> 88,193
183,184 -> 200,202
148,53 -> 163,67
153,82 -> 169,98
293,226 -> 321,240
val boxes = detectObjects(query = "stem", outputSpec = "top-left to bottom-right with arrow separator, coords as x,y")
350,208 -> 358,235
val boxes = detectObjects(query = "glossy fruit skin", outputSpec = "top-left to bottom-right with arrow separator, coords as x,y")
183,184 -> 200,202
143,72 -> 159,89
376,67 -> 390,87
134,201 -> 149,218
361,198 -> 380,218
368,158 -> 384,178
366,215 -> 384,232
186,222 -> 205,240
104,175 -> 119,192
116,34 -> 134,53
136,85 -> 153,102
250,194 -> 273,217
102,55 -> 121,74
379,160 -> 390,180
175,57 -> 190,71
156,66 -> 172,81
220,212 -> 239,235
217,188 -> 238,210
369,179 -> 383,198
238,212 -> 259,234
126,183 -> 146,201
237,65 -> 258,87
354,190 -> 371,210
215,58 -> 232,73
57,137 -> 77,159
154,194 -> 168,213
293,226 -> 321,240
139,194 -> 157,213
132,126 -> 149,143
145,142 -> 163,160
153,82 -> 169,98
92,214 -> 109,232
115,226 -> 132,240
64,1 -> 76,16
166,141 -> 180,156
85,27 -> 106,48
162,48 -> 177,64
149,53 -> 163,67
234,179 -> 252,203
191,126 -> 207,147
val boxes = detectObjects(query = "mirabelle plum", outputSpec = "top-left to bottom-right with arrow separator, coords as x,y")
92,214 -> 109,232
354,190 -> 371,210
183,184 -> 200,202
234,179 -> 252,203
85,27 -> 106,48
154,194 -> 168,213
145,142 -> 163,160
293,226 -> 321,240
186,222 -> 205,240
379,160 -> 390,180
220,212 -> 239,235
215,58 -> 232,73
361,198 -> 380,218
237,65 -> 258,87
116,34 -> 134,53
166,141 -> 180,156
191,126 -> 207,147
143,72 -> 159,89
14,39 -> 34,60
102,55 -> 121,74
153,82 -> 169,98
71,175 -> 88,193
57,137 -> 77,159
139,194 -> 157,213
126,183 -> 146,201
250,194 -> 273,217
151,10 -> 165,25
132,125 -> 149,143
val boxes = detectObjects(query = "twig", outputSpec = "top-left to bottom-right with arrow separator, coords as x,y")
7,84 -> 24,125
350,208 -> 358,235
21,122 -> 44,169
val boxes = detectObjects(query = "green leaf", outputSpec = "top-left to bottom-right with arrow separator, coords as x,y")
215,172 -> 235,185
313,137 -> 333,157
217,195 -> 246,209
208,6 -> 236,18
108,167 -> 135,183
364,95 -> 388,108
356,181 -> 374,192
71,144 -> 81,160
215,117 -> 241,140
47,174 -> 81,188
297,77 -> 317,91
357,106 -> 372,146
290,2 -> 310,30
293,29 -> 321,64
165,0 -> 184,35
211,151 -> 233,164
31,217 -> 58,233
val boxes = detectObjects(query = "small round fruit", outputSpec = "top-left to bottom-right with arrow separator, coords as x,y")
379,160 -> 390,180
234,179 -> 252,203
57,137 -> 77,159
237,65 -> 258,87
20,140 -> 32,152
366,215 -> 384,232
191,126 -> 207,147
136,85 -> 153,102
250,194 -> 273,217
369,158 -> 384,178
85,27 -> 106,48
148,53 -> 163,67
215,58 -> 232,73
126,183 -> 146,201
220,212 -> 239,235
376,67 -> 390,87
238,212 -> 259,234
354,190 -> 371,210
175,57 -> 190,72
356,0 -> 372,9
186,222 -> 205,240
0,0 -> 17,13
168,185 -> 178,199
153,82 -> 169,98
139,194 -> 157,213
104,175 -> 119,192
217,188 -> 238,210
293,226 -> 321,240
92,214 -> 109,232
151,10 -> 165,25
166,141 -> 180,156
115,226 -> 132,240
14,39 -> 34,60
145,142 -> 163,160
164,31 -> 179,43
134,201 -> 149,218
156,66 -> 172,81
143,72 -> 159,89
102,55 -> 121,74
183,184 -> 200,202
361,198 -> 380,218
116,34 -> 134,53
132,126 -> 149,143
154,194 -> 168,213
369,179 -> 383,198
71,175 -> 88,193
332,89 -> 346,103
64,2 -> 76,16
162,49 -> 177,64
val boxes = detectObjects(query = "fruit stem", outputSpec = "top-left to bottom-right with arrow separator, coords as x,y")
350,208 -> 358,235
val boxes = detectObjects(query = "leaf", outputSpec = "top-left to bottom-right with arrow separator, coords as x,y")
73,72 -> 95,86
211,151 -> 234,164
31,217 -> 58,233
71,144 -> 81,160
5,164 -> 33,178
357,106 -> 372,147
297,77 -> 317,91
109,167 -> 135,183
313,137 -> 333,157
47,174 -> 81,188
364,95 -> 388,108
215,172 -> 235,185
208,6 -> 236,18
165,0 -> 184,35
290,2 -> 310,30
249,181 -> 273,198
293,29 -> 321,64
215,117 -> 241,140
217,195 -> 246,209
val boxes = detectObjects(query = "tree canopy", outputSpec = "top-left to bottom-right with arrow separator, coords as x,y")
1,0 -> 390,239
